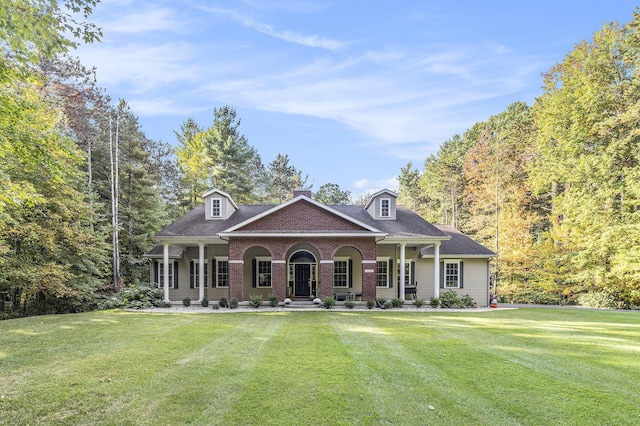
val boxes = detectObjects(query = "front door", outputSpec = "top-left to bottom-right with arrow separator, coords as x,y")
294,264 -> 311,297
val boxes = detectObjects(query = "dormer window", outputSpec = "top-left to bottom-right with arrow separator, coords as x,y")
211,198 -> 221,217
380,198 -> 390,218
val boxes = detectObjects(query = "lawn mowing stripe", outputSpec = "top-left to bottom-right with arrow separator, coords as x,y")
97,313 -> 286,425
218,312 -> 380,425
328,312 -> 525,425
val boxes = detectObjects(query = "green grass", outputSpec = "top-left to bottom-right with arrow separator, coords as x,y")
1,308 -> 640,425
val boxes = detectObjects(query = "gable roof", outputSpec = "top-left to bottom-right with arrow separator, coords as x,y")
220,194 -> 383,236
420,225 -> 496,258
202,188 -> 238,210
364,188 -> 398,210
154,194 -> 449,243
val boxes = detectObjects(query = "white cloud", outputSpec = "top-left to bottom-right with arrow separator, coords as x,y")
76,41 -> 202,91
202,6 -> 345,50
99,7 -> 186,33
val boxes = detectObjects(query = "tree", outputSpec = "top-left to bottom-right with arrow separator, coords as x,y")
175,118 -> 208,211
314,183 -> 351,205
398,162 -> 421,211
530,17 -> 640,306
204,106 -> 261,204
0,71 -> 108,314
268,154 -> 298,202
0,0 -> 101,63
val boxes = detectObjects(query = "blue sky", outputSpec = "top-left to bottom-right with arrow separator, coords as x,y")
75,1 -> 637,198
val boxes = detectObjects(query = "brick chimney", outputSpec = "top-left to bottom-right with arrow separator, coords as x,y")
293,190 -> 312,198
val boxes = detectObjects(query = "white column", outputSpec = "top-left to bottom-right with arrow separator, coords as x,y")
399,243 -> 406,300
433,242 -> 441,299
163,243 -> 170,302
198,243 -> 205,303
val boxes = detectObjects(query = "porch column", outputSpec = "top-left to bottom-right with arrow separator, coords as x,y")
163,243 -> 170,302
198,243 -> 205,303
434,242 -> 441,298
399,243 -> 406,300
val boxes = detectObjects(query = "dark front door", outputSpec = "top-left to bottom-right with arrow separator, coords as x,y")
294,264 -> 311,297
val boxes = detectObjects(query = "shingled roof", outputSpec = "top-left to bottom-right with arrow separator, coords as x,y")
420,224 -> 496,258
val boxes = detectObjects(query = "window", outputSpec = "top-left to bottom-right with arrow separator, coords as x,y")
256,257 -> 272,287
157,260 -> 176,289
377,258 -> 389,287
190,260 -> 208,288
334,258 -> 349,287
215,258 -> 228,287
211,198 -> 221,217
397,261 -> 414,287
380,198 -> 390,217
445,261 -> 460,288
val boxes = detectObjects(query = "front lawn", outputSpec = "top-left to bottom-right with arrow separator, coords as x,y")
1,308 -> 639,425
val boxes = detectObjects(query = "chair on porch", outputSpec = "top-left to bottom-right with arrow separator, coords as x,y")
405,286 -> 417,300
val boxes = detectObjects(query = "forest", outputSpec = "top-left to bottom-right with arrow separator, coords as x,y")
1,2 -> 639,317
397,10 -> 640,308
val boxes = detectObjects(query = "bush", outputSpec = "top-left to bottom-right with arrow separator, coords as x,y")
429,297 -> 440,308
414,298 -> 425,308
439,290 -> 465,308
229,298 -> 238,309
460,294 -> 475,308
219,298 -> 228,308
344,301 -> 355,309
366,300 -> 375,309
391,298 -> 405,308
268,293 -> 279,307
249,294 -> 263,308
98,285 -> 166,310
384,300 -> 393,309
375,297 -> 387,308
211,303 -> 220,310
182,297 -> 191,307
201,298 -> 209,307
577,292 -> 616,309
322,297 -> 336,309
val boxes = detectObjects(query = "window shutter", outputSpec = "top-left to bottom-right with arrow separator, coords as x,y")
204,263 -> 208,287
190,262 -> 194,288
252,259 -> 257,288
388,259 -> 393,288
459,262 -> 464,289
410,261 -> 415,286
154,261 -> 159,286
348,259 -> 353,288
439,262 -> 444,288
211,259 -> 217,288
173,262 -> 179,289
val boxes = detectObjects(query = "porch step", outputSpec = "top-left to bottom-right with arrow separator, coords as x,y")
285,301 -> 321,309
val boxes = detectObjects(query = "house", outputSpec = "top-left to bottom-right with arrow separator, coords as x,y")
145,188 -> 495,306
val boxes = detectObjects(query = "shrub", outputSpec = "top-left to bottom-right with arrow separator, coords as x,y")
322,296 -> 336,309
391,298 -> 405,308
249,294 -> 263,308
439,290 -> 464,308
577,292 -> 616,309
344,300 -> 355,309
211,303 -> 220,310
460,294 -> 475,308
384,300 -> 393,309
366,300 -> 375,309
201,298 -> 209,307
229,298 -> 238,309
219,298 -> 228,308
98,285 -> 165,310
429,297 -> 440,308
268,293 -> 279,307
375,297 -> 387,308
182,297 -> 191,307
414,298 -> 425,308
